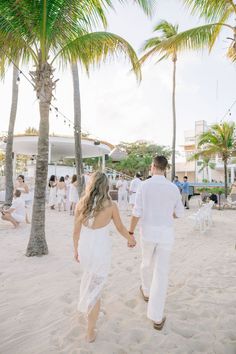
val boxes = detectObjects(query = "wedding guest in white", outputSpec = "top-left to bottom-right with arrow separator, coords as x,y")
57,176 -> 67,212
116,175 -> 128,210
65,174 -> 71,210
48,175 -> 57,210
129,173 -> 142,207
14,175 -> 30,223
1,190 -> 26,228
69,174 -> 79,216
73,171 -> 136,343
129,156 -> 184,330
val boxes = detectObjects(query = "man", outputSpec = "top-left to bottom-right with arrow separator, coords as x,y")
1,190 -> 26,228
173,175 -> 182,193
129,173 -> 142,207
129,156 -> 184,330
182,176 -> 190,209
116,175 -> 128,210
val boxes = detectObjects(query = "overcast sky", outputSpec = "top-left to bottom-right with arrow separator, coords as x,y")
0,0 -> 235,153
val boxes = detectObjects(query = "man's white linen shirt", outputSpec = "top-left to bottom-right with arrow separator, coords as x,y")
133,175 -> 184,244
130,177 -> 142,193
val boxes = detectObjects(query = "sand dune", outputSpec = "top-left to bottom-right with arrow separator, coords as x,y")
0,198 -> 236,354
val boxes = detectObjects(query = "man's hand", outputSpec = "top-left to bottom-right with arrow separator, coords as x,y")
74,250 -> 80,262
127,235 -> 136,248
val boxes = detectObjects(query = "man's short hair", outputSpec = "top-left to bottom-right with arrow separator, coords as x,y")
184,176 -> 188,179
175,176 -> 178,179
152,156 -> 168,171
136,173 -> 141,178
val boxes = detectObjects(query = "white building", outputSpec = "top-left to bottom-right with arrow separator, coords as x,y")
176,120 -> 236,183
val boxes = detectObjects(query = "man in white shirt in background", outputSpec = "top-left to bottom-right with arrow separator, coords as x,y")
129,173 -> 142,208
129,156 -> 184,330
116,175 -> 128,210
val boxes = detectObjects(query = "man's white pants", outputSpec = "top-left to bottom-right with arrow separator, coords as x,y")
140,240 -> 172,323
118,191 -> 128,210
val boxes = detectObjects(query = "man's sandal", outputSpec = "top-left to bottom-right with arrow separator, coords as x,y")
140,286 -> 149,302
153,316 -> 166,331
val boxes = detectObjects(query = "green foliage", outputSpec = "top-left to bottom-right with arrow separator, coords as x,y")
24,127 -> 39,135
154,0 -> 236,62
108,141 -> 171,177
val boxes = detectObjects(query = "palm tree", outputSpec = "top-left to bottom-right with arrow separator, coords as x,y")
151,1 -> 236,63
192,122 -> 236,197
0,0 -> 153,256
189,154 -> 215,181
4,63 -> 19,205
139,21 -> 179,181
71,62 -> 84,197
198,157 -> 216,181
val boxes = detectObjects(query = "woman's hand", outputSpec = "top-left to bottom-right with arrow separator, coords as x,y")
127,235 -> 136,248
74,250 -> 80,262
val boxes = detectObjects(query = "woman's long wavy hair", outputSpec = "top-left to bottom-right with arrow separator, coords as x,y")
77,171 -> 111,224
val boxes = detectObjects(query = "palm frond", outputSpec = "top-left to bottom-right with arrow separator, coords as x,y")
53,31 -> 141,81
147,23 -> 234,59
153,20 -> 178,38
183,0 -> 235,22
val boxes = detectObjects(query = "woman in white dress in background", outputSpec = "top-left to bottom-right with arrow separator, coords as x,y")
48,175 -> 57,210
73,171 -> 136,343
69,174 -> 79,215
57,176 -> 67,212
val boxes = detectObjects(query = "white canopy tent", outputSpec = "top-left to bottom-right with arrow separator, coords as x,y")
0,134 -> 113,178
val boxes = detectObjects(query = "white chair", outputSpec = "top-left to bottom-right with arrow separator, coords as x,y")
189,201 -> 214,233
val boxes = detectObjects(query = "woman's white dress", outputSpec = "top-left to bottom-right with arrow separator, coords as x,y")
57,188 -> 66,204
69,183 -> 79,203
49,186 -> 57,207
78,223 -> 111,314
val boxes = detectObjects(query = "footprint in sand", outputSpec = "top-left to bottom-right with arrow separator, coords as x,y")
125,299 -> 138,309
61,293 -> 73,304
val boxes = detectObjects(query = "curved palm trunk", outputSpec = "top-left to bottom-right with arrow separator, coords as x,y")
224,159 -> 228,198
71,62 -> 84,197
171,56 -> 177,181
26,59 -> 54,256
5,63 -> 19,204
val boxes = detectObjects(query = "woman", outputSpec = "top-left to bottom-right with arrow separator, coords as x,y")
48,175 -> 57,210
14,175 -> 30,223
73,171 -> 136,343
69,174 -> 79,215
1,190 -> 25,228
230,178 -> 236,197
57,176 -> 67,211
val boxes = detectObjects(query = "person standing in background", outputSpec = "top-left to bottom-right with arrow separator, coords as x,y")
48,175 -> 57,210
173,176 -> 182,193
182,176 -> 190,209
129,173 -> 142,208
116,175 -> 128,210
69,174 -> 79,215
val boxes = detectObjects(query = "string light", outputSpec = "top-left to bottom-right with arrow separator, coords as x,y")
0,47 -> 84,132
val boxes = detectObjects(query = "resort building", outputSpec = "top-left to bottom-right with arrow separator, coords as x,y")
175,120 -> 236,183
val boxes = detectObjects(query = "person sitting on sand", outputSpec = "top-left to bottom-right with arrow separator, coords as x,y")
73,171 -> 136,343
1,190 -> 26,228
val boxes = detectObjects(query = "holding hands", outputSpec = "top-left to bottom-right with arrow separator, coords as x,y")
127,232 -> 136,248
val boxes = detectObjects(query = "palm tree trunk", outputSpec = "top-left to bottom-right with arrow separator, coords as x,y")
171,56 -> 177,182
5,63 -> 19,204
224,159 -> 228,198
71,62 -> 84,197
26,60 -> 54,256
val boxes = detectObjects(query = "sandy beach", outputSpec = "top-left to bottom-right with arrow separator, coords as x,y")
0,198 -> 236,354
